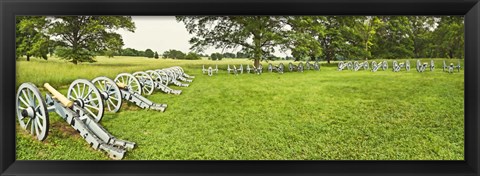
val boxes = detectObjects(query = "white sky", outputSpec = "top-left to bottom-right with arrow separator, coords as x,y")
116,16 -> 288,57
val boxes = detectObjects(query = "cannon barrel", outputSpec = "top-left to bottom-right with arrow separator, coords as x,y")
116,82 -> 126,89
43,83 -> 74,108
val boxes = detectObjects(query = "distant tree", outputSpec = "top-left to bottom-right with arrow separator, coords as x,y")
144,49 -> 154,58
121,48 -> 138,56
16,16 -> 50,61
236,51 -> 250,58
185,52 -> 201,60
49,16 -> 135,64
162,49 -> 186,59
154,51 -> 159,59
177,16 -> 286,67
223,52 -> 236,58
432,16 -> 464,59
210,52 -> 224,60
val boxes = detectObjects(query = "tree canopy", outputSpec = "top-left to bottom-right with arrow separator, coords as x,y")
49,16 -> 135,64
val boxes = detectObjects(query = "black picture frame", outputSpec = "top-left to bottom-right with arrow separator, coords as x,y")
1,0 -> 479,175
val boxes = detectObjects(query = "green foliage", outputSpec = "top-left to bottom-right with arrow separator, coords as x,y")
185,52 -> 201,60
223,52 -> 236,58
432,16 -> 464,59
16,16 -> 50,61
144,49 -> 154,58
154,51 -> 159,59
162,49 -> 186,59
210,52 -> 224,60
177,16 -> 286,66
49,16 -> 135,64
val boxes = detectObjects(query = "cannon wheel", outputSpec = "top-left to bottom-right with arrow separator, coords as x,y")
146,70 -> 163,84
155,70 -> 170,86
114,73 -> 142,95
208,67 -> 213,76
16,83 -> 49,141
268,63 -> 273,72
91,76 -> 122,113
289,62 -> 294,71
279,63 -> 284,73
406,60 -> 410,71
67,79 -> 105,122
133,71 -> 155,95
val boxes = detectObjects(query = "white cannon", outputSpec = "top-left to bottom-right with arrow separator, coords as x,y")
16,81 -> 135,160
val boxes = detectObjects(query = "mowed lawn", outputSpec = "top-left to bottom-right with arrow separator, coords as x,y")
16,56 -> 464,160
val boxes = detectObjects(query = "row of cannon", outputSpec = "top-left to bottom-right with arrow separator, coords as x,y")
202,61 -> 320,76
16,66 -> 194,160
338,60 -> 461,73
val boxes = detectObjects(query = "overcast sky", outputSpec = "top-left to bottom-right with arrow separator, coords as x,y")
116,16 -> 288,57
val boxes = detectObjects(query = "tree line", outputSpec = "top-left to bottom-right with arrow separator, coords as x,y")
16,16 -> 464,66
177,16 -> 464,66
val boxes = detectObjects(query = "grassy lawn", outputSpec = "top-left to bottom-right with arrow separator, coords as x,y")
15,56 -> 464,160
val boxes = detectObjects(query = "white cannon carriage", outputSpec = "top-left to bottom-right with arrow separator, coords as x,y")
338,61 -> 354,71
416,60 -> 429,72
353,61 -> 369,71
203,65 -> 218,76
112,73 -> 168,111
267,63 -> 285,73
16,81 -> 135,160
443,60 -> 461,73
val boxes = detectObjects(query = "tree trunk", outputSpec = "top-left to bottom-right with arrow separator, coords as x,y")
254,59 -> 260,68
327,56 -> 331,64
26,55 -> 30,61
72,59 -> 78,65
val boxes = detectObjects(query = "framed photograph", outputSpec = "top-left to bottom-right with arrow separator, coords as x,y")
1,0 -> 479,175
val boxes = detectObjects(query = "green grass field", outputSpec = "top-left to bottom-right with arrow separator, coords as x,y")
15,56 -> 464,160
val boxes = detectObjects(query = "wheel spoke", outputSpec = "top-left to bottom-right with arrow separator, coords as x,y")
84,104 -> 100,111
81,84 -> 86,98
76,83 -> 82,98
106,99 -> 112,111
84,107 -> 97,118
72,87 -> 79,98
19,95 -> 30,107
83,88 -> 93,99
30,118 -> 35,134
34,117 -> 41,136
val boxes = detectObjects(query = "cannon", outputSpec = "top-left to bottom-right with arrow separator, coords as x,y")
416,60 -> 428,72
171,66 -> 193,82
313,61 -> 320,71
288,62 -> 297,72
392,60 -> 405,72
161,68 -> 189,87
338,61 -> 353,71
297,62 -> 304,72
16,81 -> 135,160
405,60 -> 411,71
443,60 -> 461,73
202,65 -> 218,76
113,73 -> 168,111
267,63 -> 284,73
353,61 -> 369,71
430,60 -> 435,71
250,64 -> 263,74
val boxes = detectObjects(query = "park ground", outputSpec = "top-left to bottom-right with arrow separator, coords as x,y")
15,56 -> 464,160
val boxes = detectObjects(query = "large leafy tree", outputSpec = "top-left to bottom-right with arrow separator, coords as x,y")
432,16 -> 464,59
371,16 -> 414,59
283,16 -> 325,61
408,16 -> 436,58
353,16 -> 383,60
16,16 -> 50,61
49,16 -> 135,64
176,16 -> 285,67
316,16 -> 358,63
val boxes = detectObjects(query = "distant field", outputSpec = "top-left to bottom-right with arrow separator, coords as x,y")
16,56 -> 464,160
